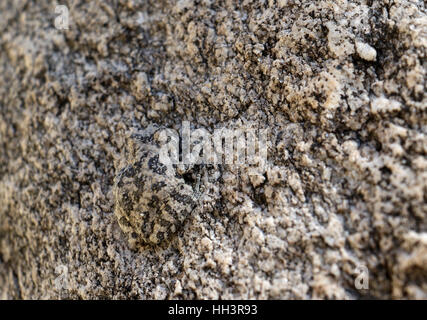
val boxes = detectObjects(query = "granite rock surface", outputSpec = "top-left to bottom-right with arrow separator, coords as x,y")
0,0 -> 426,299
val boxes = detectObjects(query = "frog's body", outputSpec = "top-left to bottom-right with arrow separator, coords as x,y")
113,127 -> 198,247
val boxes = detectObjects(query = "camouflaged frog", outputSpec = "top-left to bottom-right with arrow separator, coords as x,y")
113,125 -> 199,247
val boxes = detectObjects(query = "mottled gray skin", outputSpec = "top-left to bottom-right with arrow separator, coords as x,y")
113,129 -> 197,246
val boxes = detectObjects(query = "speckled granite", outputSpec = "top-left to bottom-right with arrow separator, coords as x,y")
0,0 -> 425,299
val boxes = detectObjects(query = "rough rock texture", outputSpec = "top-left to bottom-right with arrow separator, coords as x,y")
0,0 -> 426,299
